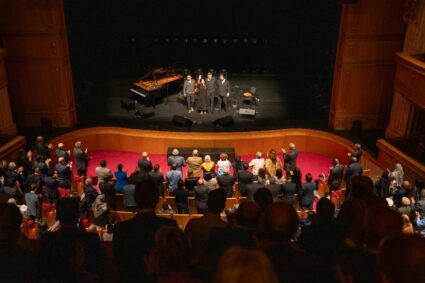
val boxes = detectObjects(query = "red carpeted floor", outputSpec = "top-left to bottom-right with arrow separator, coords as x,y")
78,150 -> 332,180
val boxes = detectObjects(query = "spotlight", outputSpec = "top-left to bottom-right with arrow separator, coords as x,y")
233,38 -> 238,44
213,38 -> 218,43
222,39 -> 228,44
203,39 -> 208,44
184,38 -> 189,43
243,38 -> 248,44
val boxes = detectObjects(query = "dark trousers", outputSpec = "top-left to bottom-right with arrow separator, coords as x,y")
177,204 -> 189,214
217,95 -> 228,111
197,207 -> 208,214
208,93 -> 215,111
186,93 -> 195,109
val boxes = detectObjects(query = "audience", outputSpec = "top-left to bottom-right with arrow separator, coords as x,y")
166,163 -> 182,193
194,178 -> 210,213
168,148 -> 186,171
95,159 -> 112,185
173,179 -> 192,213
187,149 -> 203,178
138,151 -> 153,173
216,152 -> 231,176
299,172 -> 316,210
237,162 -> 253,194
249,151 -> 264,176
217,167 -> 235,197
280,176 -> 297,205
148,164 -> 165,196
201,154 -> 215,176
265,149 -> 282,178
114,163 -> 128,192
245,174 -> 263,200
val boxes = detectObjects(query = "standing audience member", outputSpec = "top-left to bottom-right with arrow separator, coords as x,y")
123,176 -> 137,212
282,143 -> 298,174
216,153 -> 231,176
25,185 -> 40,220
249,152 -> 265,176
35,136 -> 52,159
265,149 -> 282,178
114,163 -> 128,193
99,174 -> 117,210
204,172 -> 218,190
414,188 -> 425,217
391,180 -> 411,208
74,141 -> 90,177
138,152 -> 153,173
344,156 -> 362,199
113,179 -> 177,283
173,179 -> 192,214
202,155 -> 215,176
95,159 -> 112,185
166,164 -> 182,193
56,143 -> 71,162
185,168 -> 199,191
299,173 -> 316,210
348,143 -> 363,161
92,194 -> 110,227
375,171 -> 391,198
217,167 -> 235,197
43,171 -> 59,204
186,149 -> 203,178
280,176 -> 297,206
55,157 -> 72,189
194,179 -> 210,214
148,164 -> 165,197
82,178 -> 98,211
266,177 -> 281,202
389,163 -> 404,186
245,175 -> 263,200
237,162 -> 253,196
168,148 -> 186,172
328,158 -> 345,191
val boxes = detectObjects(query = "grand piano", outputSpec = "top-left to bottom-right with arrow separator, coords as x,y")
129,67 -> 184,107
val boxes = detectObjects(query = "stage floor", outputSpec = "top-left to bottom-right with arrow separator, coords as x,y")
76,74 -> 330,132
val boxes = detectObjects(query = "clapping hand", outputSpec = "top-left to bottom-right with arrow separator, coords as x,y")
281,148 -> 286,154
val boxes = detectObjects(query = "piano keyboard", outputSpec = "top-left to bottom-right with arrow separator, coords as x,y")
129,88 -> 147,98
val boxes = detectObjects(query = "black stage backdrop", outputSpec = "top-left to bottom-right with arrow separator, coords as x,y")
64,0 -> 341,128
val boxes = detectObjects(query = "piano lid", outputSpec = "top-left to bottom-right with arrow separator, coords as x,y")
133,67 -> 184,92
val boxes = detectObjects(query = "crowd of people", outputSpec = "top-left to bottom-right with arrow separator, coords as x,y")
1,136 -> 425,282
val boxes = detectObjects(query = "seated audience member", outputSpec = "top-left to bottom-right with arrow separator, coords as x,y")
185,168 -> 199,191
95,159 -> 112,185
123,177 -> 137,212
217,167 -> 235,197
280,176 -> 297,206
0,203 -> 36,282
299,173 -> 316,210
99,174 -> 117,210
113,179 -> 177,283
213,247 -> 279,283
254,187 -> 273,212
391,180 -> 411,207
82,178 -> 98,211
261,202 -> 334,283
43,171 -> 60,204
166,164 -> 182,193
92,194 -> 109,227
264,149 -> 282,178
376,234 -> 425,283
145,226 -> 202,283
216,152 -> 231,176
299,198 -> 343,261
138,151 -> 153,173
24,184 -> 40,220
237,162 -> 253,195
249,151 -> 265,176
266,177 -> 281,202
245,175 -> 263,200
202,154 -> 215,176
55,157 -> 72,189
38,198 -> 103,282
186,149 -> 203,178
0,178 -> 23,204
185,189 -> 226,254
398,197 -> 412,215
173,179 -> 192,214
148,164 -> 165,197
328,158 -> 345,191
114,163 -> 128,193
158,202 -> 176,214
274,168 -> 285,184
194,179 -> 210,214
344,156 -> 362,199
401,214 -> 414,234
414,188 -> 425,217
388,162 -> 404,186
168,148 -> 186,172
414,210 -> 425,236
204,171 -> 218,190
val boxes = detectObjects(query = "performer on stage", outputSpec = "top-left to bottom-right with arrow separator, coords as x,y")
198,78 -> 208,115
183,74 -> 196,113
206,70 -> 217,112
216,72 -> 230,112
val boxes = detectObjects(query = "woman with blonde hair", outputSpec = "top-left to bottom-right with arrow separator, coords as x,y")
202,154 -> 216,176
388,163 -> 404,186
213,247 -> 279,283
401,214 -> 414,234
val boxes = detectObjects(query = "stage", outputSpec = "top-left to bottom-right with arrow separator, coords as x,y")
75,74 -> 330,132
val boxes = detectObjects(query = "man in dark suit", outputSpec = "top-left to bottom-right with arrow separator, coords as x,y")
138,152 -> 153,173
26,168 -> 43,194
328,158 -> 345,191
280,177 -> 297,206
266,177 -> 281,202
245,175 -> 264,201
167,148 -> 186,172
237,162 -> 253,196
282,143 -> 298,174
194,179 -> 210,214
0,178 -> 23,204
55,157 -> 72,189
25,185 -> 40,220
349,143 -> 363,161
216,73 -> 230,112
148,164 -> 165,197
56,143 -> 71,163
217,168 -> 235,197
300,173 -> 316,210
414,189 -> 425,217
345,157 -> 363,199
73,141 -> 90,177
113,179 -> 177,283
391,180 -> 411,207
35,136 -> 52,159
42,171 -> 59,204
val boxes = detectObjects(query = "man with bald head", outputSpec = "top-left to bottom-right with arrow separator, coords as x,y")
391,180 -> 411,207
138,151 -> 153,173
56,143 -> 71,163
55,157 -> 72,189
281,143 -> 298,174
217,167 -> 235,197
167,148 -> 185,172
186,149 -> 203,178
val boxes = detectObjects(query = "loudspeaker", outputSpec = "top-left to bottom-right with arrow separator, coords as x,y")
239,108 -> 256,117
172,115 -> 193,127
213,115 -> 234,127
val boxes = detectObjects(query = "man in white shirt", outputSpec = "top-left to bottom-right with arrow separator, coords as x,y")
249,152 -> 264,176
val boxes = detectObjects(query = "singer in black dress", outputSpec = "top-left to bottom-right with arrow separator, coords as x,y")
198,78 -> 209,115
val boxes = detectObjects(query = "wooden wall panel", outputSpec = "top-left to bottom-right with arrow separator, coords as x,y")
0,0 -> 76,128
329,0 -> 406,130
0,49 -> 16,136
385,92 -> 413,138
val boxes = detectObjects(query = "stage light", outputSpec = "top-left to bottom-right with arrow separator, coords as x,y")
202,39 -> 208,44
184,38 -> 189,43
243,38 -> 248,44
213,38 -> 218,44
233,38 -> 238,43
222,39 -> 228,44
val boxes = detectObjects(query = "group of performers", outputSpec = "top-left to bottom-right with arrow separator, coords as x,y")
183,70 -> 230,114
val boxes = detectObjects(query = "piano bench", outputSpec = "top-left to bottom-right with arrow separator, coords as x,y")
120,99 -> 136,111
